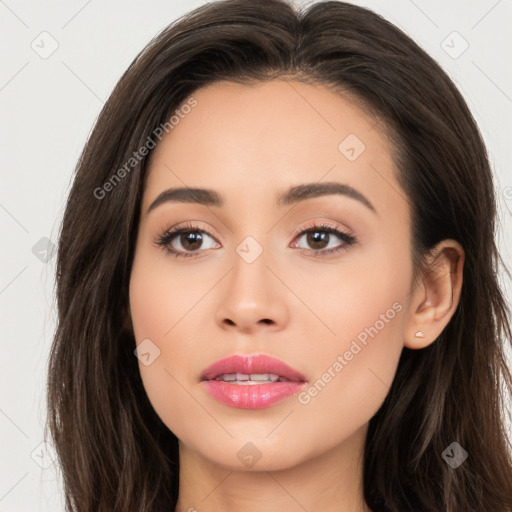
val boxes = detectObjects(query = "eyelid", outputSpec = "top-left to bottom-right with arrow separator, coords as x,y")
292,220 -> 350,238
158,219 -> 352,240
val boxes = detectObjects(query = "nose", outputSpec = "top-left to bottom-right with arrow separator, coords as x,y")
214,246 -> 290,334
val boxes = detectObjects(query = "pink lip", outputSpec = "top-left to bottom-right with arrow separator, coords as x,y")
200,354 -> 306,382
200,354 -> 307,409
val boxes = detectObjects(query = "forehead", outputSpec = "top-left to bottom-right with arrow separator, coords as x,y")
141,79 -> 403,218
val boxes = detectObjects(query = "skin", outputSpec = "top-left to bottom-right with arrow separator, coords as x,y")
128,79 -> 464,512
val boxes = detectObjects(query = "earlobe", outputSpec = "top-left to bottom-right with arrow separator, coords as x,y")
405,240 -> 464,349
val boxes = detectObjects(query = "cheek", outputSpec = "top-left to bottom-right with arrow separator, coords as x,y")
129,248 -> 218,431
291,241 -> 410,424
129,250 -> 184,417
129,246 -> 210,340
289,235 -> 411,351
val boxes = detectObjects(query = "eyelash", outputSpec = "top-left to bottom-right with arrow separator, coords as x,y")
154,221 -> 358,259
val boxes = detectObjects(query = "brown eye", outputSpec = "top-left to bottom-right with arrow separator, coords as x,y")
178,231 -> 204,251
304,230 -> 330,250
155,224 -> 220,258
156,222 -> 357,259
293,223 -> 357,254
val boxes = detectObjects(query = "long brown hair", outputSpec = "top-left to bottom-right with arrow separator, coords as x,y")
46,1 -> 512,510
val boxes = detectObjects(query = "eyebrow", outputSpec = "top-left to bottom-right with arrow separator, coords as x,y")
146,182 -> 376,214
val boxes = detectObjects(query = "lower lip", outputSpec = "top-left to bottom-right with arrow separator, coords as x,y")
201,380 -> 307,409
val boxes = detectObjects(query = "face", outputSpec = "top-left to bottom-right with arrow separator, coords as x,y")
129,79 -> 414,471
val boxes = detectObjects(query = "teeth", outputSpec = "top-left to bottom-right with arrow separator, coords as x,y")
214,373 -> 290,384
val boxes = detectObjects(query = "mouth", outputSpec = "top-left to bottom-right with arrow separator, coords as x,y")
199,354 -> 307,409
200,353 -> 307,383
208,373 -> 294,384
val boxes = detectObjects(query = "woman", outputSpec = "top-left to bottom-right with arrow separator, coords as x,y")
46,0 -> 512,510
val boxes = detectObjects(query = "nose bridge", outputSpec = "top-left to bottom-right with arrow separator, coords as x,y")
228,208 -> 272,280
214,229 -> 289,332
230,232 -> 272,301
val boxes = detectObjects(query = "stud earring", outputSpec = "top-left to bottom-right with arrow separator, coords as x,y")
415,330 -> 425,338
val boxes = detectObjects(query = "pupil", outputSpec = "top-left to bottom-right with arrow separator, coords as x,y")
308,231 -> 329,249
181,232 -> 202,250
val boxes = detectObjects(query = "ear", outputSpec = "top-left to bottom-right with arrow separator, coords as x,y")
405,239 -> 465,349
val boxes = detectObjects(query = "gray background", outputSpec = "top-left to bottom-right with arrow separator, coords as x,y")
1,0 -> 511,510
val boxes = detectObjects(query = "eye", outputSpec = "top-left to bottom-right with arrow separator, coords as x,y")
155,221 -> 358,259
154,222 -> 220,258
291,222 -> 358,256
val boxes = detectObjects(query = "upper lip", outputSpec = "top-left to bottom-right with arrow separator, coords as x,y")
200,354 -> 307,382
